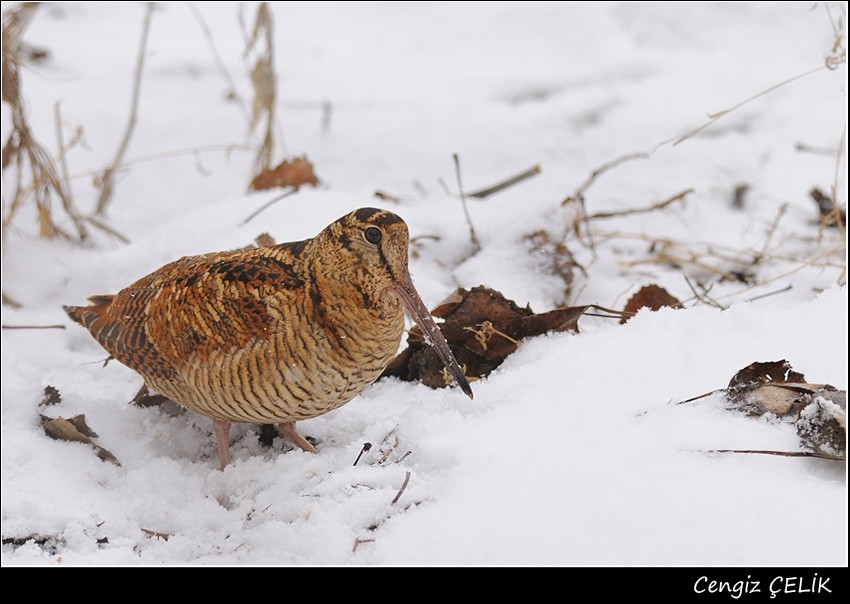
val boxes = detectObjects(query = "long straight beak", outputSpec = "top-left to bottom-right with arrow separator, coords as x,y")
393,269 -> 474,399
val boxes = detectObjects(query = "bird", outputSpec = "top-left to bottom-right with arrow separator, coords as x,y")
64,207 -> 472,469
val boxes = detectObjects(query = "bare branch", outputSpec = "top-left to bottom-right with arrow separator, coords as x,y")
585,188 -> 692,221
1,324 -> 66,330
391,470 -> 411,505
94,2 -> 155,215
467,164 -> 541,199
665,64 -> 831,147
352,442 -> 372,467
561,152 -> 650,207
453,153 -> 481,252
188,2 -> 250,124
700,449 -> 844,462
240,188 -> 298,226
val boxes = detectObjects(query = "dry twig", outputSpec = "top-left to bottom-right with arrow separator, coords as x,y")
467,164 -> 542,199
391,471 -> 411,505
352,442 -> 372,467
664,64 -> 833,147
453,154 -> 481,252
701,449 -> 844,462
94,2 -> 155,215
585,188 -> 692,221
752,203 -> 788,265
240,188 -> 298,225
2,3 -> 87,241
188,2 -> 250,124
242,2 -> 280,173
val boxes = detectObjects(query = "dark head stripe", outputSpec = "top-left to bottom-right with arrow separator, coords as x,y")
352,207 -> 404,227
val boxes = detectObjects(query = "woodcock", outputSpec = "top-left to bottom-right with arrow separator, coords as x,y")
65,207 -> 472,468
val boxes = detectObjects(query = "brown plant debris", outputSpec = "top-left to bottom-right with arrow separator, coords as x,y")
250,155 -> 320,191
353,442 -> 372,466
809,187 -> 846,228
725,359 -> 807,416
525,230 -> 583,303
467,164 -> 541,199
732,183 -> 750,210
682,360 -> 846,461
40,413 -> 120,465
39,385 -> 62,407
620,284 -> 681,324
1,2 -> 87,240
382,286 -> 588,389
1,534 -> 62,555
140,528 -> 170,541
391,471 -> 412,505
2,291 -> 23,308
93,2 -> 154,216
243,1 -> 277,174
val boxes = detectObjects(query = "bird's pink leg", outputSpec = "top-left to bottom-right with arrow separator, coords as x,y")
277,422 -> 318,454
213,418 -> 232,470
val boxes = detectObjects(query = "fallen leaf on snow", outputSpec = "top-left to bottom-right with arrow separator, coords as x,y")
681,360 -> 846,461
620,284 -> 681,324
383,286 -> 588,389
40,413 -> 120,465
250,156 -> 320,191
39,385 -> 62,407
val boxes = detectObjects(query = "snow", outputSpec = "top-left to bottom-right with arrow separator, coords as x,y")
1,2 -> 846,566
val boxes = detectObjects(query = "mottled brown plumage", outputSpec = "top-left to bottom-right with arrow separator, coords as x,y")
65,208 -> 472,468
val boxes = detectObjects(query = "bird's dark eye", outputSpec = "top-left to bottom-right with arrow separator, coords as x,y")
364,227 -> 382,244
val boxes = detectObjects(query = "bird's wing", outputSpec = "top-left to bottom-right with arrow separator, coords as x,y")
87,245 -> 308,377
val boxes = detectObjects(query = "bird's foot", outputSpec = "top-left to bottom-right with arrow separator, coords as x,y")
277,422 -> 318,454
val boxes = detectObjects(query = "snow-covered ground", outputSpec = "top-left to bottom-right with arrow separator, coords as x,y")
1,2 -> 846,565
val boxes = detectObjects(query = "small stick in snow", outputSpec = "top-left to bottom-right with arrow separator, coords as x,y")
560,151 -> 651,254
467,164 -> 541,199
561,152 -> 651,208
240,188 -> 298,225
2,324 -> 66,330
673,389 -> 723,405
140,527 -> 170,540
352,442 -> 372,466
683,275 -> 726,310
188,3 -> 250,125
700,449 -> 844,462
391,470 -> 411,505
584,188 -> 693,221
664,64 -> 830,147
453,154 -> 481,253
94,2 -> 155,216
752,203 -> 788,265
352,538 -> 375,553
745,284 -> 793,303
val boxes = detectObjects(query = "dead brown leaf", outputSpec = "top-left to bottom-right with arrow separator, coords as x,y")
682,360 -> 847,462
727,360 -> 806,392
383,286 -> 588,389
250,156 -> 320,191
620,284 -> 681,324
809,187 -> 846,228
39,385 -> 62,407
40,413 -> 120,465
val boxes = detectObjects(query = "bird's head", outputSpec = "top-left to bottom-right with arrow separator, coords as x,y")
318,207 -> 473,399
